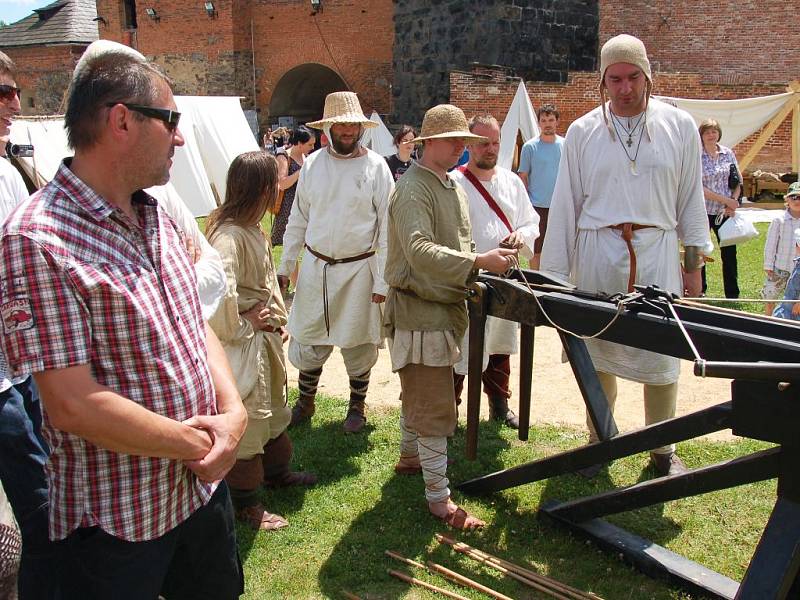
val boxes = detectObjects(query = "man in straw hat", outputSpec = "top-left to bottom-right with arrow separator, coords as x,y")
278,91 -> 393,433
451,113 -> 539,430
541,34 -> 710,477
383,104 -> 518,529
0,41 -> 245,597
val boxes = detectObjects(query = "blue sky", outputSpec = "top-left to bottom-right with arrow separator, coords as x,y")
0,0 -> 53,25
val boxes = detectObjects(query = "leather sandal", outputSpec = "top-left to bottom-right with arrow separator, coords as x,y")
289,398 -> 315,427
429,502 -> 484,530
343,405 -> 366,434
236,505 -> 289,531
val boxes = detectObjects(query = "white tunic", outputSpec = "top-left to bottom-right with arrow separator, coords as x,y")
148,184 -> 226,321
278,148 -> 393,348
0,158 -> 29,391
541,99 -> 710,384
450,167 -> 540,374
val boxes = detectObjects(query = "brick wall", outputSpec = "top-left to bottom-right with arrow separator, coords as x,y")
249,0 -> 394,121
96,0 -> 394,129
451,66 -> 794,173
3,45 -> 86,115
599,0 -> 799,84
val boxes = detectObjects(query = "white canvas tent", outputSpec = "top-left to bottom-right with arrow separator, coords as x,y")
499,80 -> 539,170
9,96 -> 259,217
361,111 -> 395,157
656,81 -> 800,172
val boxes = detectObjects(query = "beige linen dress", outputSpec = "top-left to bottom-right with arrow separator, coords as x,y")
208,223 -> 291,459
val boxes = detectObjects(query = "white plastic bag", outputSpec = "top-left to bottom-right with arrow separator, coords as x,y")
717,212 -> 758,247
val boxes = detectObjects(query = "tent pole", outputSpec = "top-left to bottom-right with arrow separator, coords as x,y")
738,93 -> 798,172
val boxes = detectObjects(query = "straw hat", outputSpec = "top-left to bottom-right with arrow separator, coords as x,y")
306,92 -> 377,130
411,104 -> 487,144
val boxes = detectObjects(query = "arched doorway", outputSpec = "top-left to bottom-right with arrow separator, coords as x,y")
268,63 -> 347,126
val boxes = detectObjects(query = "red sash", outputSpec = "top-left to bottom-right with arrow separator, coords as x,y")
457,166 -> 512,234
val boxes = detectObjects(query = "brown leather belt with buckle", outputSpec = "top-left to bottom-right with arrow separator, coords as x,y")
609,223 -> 655,292
304,244 -> 376,335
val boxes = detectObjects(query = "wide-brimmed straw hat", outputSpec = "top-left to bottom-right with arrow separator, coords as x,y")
411,104 -> 487,144
306,92 -> 377,130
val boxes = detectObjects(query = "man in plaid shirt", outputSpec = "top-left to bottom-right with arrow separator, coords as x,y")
0,46 -> 247,598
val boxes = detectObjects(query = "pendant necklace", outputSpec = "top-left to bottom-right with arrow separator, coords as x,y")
610,110 -> 646,174
611,110 -> 645,148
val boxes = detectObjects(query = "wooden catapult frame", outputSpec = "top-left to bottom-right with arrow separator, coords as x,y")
459,270 -> 800,600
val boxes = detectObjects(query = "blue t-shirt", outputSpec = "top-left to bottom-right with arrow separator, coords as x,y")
518,136 -> 564,208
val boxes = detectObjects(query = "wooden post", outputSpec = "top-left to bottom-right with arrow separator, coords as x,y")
739,91 -> 799,173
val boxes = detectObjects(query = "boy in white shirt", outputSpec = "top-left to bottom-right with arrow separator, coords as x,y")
761,181 -> 800,314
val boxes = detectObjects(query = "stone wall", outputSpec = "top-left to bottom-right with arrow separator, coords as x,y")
2,44 -> 85,115
392,0 -> 598,126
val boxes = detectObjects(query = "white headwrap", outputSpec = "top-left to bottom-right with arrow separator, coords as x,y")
599,34 -> 653,140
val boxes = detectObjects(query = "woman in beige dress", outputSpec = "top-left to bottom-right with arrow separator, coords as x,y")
206,151 -> 316,530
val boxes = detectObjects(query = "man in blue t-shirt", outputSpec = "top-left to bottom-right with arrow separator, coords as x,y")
517,104 -> 564,269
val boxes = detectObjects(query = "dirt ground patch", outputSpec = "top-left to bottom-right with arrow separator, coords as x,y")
286,327 -> 735,441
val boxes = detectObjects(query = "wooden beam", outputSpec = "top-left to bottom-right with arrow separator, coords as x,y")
739,94 -> 799,172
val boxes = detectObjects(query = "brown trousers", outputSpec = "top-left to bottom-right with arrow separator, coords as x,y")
452,354 -> 511,404
398,363 -> 458,437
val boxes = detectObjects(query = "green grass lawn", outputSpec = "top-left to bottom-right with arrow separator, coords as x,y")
241,394 -> 774,599
195,215 -> 778,597
703,221 -> 771,314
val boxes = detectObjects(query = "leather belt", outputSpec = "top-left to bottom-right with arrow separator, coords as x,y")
304,244 -> 376,335
609,223 -> 655,292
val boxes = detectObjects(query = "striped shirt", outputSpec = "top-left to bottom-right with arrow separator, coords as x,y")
702,144 -> 739,215
0,161 -> 216,541
763,209 -> 800,272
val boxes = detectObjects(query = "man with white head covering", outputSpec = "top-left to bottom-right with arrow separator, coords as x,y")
0,40 -> 245,597
451,113 -> 539,429
541,34 -> 710,477
278,91 -> 393,434
384,104 -> 517,529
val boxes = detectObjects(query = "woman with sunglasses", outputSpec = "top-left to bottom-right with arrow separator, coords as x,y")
206,151 -> 316,531
385,125 -> 417,182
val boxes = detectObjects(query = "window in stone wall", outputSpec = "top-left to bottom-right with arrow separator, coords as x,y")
123,0 -> 138,29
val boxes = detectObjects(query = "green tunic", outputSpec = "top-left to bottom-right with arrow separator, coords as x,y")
383,162 -> 478,339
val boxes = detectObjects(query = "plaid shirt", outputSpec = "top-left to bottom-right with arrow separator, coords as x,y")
0,161 -> 216,541
763,209 -> 800,272
702,144 -> 739,215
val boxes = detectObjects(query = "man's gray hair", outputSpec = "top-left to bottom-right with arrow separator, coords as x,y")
65,51 -> 170,151
468,114 -> 498,132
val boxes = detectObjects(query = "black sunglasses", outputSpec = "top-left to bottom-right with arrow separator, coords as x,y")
0,84 -> 21,103
107,102 -> 181,132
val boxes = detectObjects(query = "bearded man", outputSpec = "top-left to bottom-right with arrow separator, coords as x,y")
541,34 -> 710,477
278,92 -> 393,433
451,114 -> 539,429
